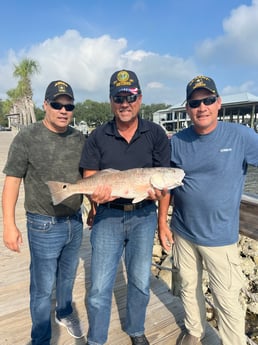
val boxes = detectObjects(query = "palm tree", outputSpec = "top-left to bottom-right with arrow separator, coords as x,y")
12,58 -> 40,125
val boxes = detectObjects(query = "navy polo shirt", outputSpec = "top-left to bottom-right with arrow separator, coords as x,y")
80,116 -> 170,172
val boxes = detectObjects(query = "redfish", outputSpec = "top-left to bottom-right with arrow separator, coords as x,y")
47,167 -> 185,205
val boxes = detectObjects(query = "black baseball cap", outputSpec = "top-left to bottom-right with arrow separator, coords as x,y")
110,70 -> 141,97
186,75 -> 219,100
45,80 -> 74,102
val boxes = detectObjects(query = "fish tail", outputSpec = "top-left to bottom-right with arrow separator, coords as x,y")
46,181 -> 74,205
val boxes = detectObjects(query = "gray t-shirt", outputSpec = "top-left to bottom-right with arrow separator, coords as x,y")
3,122 -> 85,216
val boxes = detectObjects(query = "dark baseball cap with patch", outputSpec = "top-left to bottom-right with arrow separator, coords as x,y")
45,80 -> 74,101
109,69 -> 141,97
186,75 -> 219,100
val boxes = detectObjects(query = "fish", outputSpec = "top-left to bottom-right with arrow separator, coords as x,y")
47,167 -> 185,205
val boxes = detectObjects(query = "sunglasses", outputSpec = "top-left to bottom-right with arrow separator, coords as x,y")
49,102 -> 75,111
112,94 -> 139,104
188,96 -> 217,109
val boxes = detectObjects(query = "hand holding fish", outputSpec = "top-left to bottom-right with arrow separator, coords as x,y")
147,187 -> 169,201
90,184 -> 118,204
86,185 -> 118,228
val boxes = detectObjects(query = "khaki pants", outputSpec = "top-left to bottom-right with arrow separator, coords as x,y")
173,232 -> 246,345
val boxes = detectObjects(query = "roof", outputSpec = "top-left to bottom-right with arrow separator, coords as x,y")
220,92 -> 258,105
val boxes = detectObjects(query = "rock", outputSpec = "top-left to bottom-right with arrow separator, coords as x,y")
240,256 -> 256,276
158,255 -> 173,289
152,233 -> 258,317
152,244 -> 163,261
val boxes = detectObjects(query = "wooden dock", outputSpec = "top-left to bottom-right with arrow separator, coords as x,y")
0,131 -> 221,345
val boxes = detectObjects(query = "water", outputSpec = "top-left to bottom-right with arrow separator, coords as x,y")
244,165 -> 258,195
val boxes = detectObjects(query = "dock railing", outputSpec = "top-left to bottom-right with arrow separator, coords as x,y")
240,192 -> 258,240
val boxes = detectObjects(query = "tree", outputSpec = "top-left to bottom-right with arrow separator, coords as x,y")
0,100 -> 9,126
141,103 -> 171,121
73,100 -> 112,126
10,58 -> 40,126
34,106 -> 45,121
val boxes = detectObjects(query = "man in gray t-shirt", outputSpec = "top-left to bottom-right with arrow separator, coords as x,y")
2,80 -> 86,345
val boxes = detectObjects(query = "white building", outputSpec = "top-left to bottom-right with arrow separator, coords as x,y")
153,92 -> 258,135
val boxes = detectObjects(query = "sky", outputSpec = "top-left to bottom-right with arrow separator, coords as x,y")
0,0 -> 257,107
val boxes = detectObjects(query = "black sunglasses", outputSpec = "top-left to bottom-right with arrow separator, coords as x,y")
188,96 -> 217,109
49,102 -> 75,111
112,94 -> 139,104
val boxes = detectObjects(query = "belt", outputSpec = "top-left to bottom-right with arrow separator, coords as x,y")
26,210 -> 82,223
102,200 -> 154,211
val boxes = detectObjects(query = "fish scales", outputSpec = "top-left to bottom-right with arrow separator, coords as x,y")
47,167 -> 185,205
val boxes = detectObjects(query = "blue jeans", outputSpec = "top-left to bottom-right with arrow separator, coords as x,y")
87,203 -> 157,345
27,211 -> 83,345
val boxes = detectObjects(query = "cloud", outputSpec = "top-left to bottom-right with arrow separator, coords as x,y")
1,0 -> 258,110
147,82 -> 163,89
197,0 -> 258,66
222,80 -> 256,95
0,50 -> 22,101
0,30 -> 197,106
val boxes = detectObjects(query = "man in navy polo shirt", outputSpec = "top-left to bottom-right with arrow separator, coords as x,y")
80,69 -> 170,345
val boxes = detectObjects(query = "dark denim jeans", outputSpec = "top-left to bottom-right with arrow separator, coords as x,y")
87,202 -> 157,345
26,211 -> 83,345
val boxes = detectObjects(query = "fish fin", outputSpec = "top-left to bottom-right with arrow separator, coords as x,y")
99,168 -> 120,174
151,174 -> 184,190
150,174 -> 165,190
46,181 -> 73,205
132,194 -> 148,203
